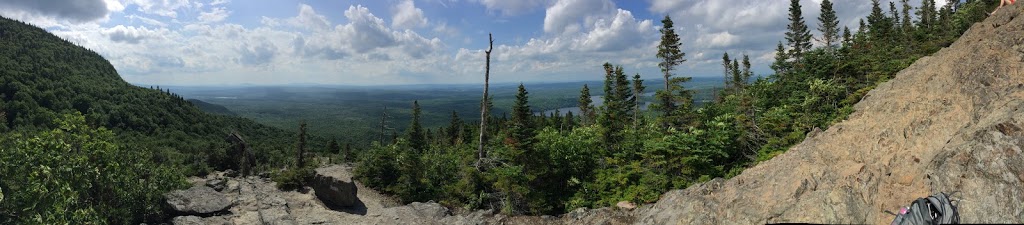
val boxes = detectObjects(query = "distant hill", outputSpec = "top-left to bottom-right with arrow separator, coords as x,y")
0,16 -> 321,175
187,99 -> 237,116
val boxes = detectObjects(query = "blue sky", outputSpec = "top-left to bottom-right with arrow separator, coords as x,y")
0,0 -> 946,85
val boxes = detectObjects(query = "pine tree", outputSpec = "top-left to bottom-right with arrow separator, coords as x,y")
409,100 -> 426,153
600,63 -> 636,150
297,120 -> 307,168
785,0 -> 812,62
578,84 -> 595,125
741,54 -> 752,86
447,111 -> 463,145
508,83 -> 534,155
818,0 -> 840,49
722,52 -> 733,90
563,111 -> 576,130
900,0 -> 915,40
656,15 -> 686,123
731,59 -> 741,91
842,26 -> 852,47
771,42 -> 790,76
867,0 -> 893,44
344,142 -> 353,162
631,74 -> 645,127
918,0 -> 937,32
328,139 -> 340,163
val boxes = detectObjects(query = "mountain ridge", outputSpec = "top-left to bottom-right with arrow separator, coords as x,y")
635,4 -> 1024,224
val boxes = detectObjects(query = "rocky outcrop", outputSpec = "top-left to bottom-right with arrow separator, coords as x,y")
635,4 -> 1024,225
164,186 -> 232,216
312,165 -> 359,207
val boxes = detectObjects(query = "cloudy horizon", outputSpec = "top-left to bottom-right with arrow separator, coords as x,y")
0,0 -> 947,86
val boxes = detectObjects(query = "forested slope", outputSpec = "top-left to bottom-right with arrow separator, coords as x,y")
0,16 -> 321,223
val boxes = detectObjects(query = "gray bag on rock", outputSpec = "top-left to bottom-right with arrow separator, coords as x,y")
889,192 -> 959,225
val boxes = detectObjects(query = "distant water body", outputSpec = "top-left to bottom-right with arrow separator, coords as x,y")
537,93 -> 654,116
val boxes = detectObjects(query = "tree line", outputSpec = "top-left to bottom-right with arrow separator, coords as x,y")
352,0 -> 996,215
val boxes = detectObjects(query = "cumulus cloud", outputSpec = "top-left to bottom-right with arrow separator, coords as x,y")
0,0 -> 110,22
575,9 -> 656,52
262,4 -> 330,31
544,0 -> 615,34
339,5 -> 398,53
392,0 -> 427,29
238,41 -> 277,66
104,25 -> 162,44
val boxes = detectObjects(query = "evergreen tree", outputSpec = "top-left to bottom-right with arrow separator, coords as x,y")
631,74 -> 645,127
785,0 -> 812,62
297,120 -> 307,168
328,139 -> 340,162
343,142 -> 352,163
900,0 -> 915,41
867,0 -> 894,44
447,111 -> 463,145
842,26 -> 852,47
918,0 -> 937,32
508,84 -> 534,155
409,100 -> 426,152
818,0 -> 840,49
771,42 -> 790,76
722,52 -> 733,90
563,111 -> 576,129
550,110 -> 563,131
731,59 -> 741,91
741,54 -> 752,86
600,63 -> 633,151
656,15 -> 686,123
578,84 -> 595,125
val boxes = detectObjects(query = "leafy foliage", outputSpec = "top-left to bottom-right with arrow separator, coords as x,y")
0,113 -> 187,224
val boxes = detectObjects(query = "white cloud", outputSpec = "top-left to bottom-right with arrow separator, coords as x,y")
392,0 -> 427,29
470,0 -> 547,16
103,24 -> 165,44
543,0 -> 615,35
197,7 -> 229,23
129,0 -> 191,18
575,9 -> 656,52
695,31 -> 740,48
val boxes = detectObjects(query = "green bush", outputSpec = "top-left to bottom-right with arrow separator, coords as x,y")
272,166 -> 315,191
0,113 -> 186,224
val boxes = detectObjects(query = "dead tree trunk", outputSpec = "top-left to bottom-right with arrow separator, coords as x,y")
477,33 -> 494,169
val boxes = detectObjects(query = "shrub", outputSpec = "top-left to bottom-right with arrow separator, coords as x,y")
0,113 -> 186,224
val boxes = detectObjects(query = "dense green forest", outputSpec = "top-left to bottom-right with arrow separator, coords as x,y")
173,80 -> 726,151
0,16 -> 329,223
353,0 -> 995,215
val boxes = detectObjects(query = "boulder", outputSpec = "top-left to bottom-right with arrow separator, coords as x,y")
171,216 -> 203,225
312,165 -> 359,207
205,178 -> 226,192
165,185 -> 232,215
409,201 -> 450,219
171,215 -> 230,225
615,201 -> 636,210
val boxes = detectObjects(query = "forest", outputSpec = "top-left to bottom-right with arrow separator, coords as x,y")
352,0 -> 994,215
0,0 -> 997,223
0,15 -> 328,223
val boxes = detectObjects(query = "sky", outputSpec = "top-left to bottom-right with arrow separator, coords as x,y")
0,0 -> 947,86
